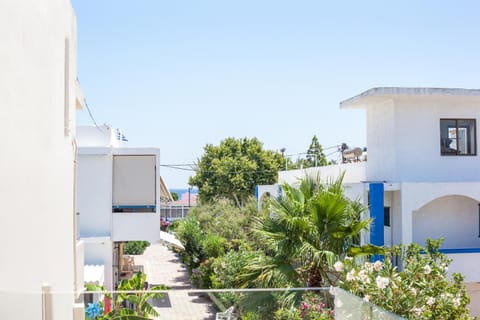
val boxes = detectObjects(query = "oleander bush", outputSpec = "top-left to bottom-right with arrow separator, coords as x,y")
336,239 -> 474,320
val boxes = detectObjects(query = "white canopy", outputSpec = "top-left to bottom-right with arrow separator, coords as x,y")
84,264 -> 105,286
159,231 -> 184,250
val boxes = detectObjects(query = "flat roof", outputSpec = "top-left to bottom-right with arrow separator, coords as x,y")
340,87 -> 480,109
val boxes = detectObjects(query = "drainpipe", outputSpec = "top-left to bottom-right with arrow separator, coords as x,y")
42,283 -> 52,320
72,137 -> 79,296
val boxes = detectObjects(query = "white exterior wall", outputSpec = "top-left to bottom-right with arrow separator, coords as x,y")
78,153 -> 113,237
0,1 -> 80,319
366,96 -> 480,183
77,125 -> 119,148
366,99 -> 396,181
399,182 -> 480,245
78,147 -> 161,241
413,195 -> 480,249
84,239 -> 113,290
278,162 -> 366,186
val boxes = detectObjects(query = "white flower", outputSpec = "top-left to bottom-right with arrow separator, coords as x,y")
373,260 -> 383,272
375,276 -> 390,289
364,262 -> 373,272
363,295 -> 370,302
411,307 -> 424,316
345,256 -> 353,261
346,269 -> 356,282
410,288 -> 417,296
358,269 -> 370,284
334,261 -> 344,272
426,297 -> 435,306
453,297 -> 461,307
424,264 -> 432,275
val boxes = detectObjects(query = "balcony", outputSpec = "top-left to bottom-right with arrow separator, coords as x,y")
112,211 -> 160,242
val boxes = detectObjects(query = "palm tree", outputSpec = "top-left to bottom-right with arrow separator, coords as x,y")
86,272 -> 167,320
239,173 -> 371,289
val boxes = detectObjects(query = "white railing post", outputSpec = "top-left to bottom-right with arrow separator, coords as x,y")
42,283 -> 52,320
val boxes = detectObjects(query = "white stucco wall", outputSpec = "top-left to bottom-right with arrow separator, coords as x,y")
413,195 -> 480,249
278,162 -> 366,186
0,1 -> 79,319
394,97 -> 480,182
77,125 -> 119,148
77,147 -> 161,238
363,95 -> 480,182
400,182 -> 480,245
83,238 -> 113,290
365,99 -> 396,181
78,154 -> 113,237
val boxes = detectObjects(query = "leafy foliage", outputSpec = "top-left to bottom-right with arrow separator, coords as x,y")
238,174 -> 372,291
189,137 -> 283,206
186,197 -> 259,243
85,272 -> 168,320
274,292 -> 333,320
175,197 -> 261,277
337,239 -> 474,320
123,241 -> 150,255
171,192 -> 179,201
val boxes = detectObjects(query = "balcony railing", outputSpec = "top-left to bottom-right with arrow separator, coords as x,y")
0,287 -> 405,320
160,204 -> 192,221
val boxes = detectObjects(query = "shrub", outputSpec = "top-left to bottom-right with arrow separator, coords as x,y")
337,239 -> 474,320
186,197 -> 260,244
176,217 -> 206,272
123,241 -> 150,255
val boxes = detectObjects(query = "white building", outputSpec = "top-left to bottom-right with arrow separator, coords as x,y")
77,125 -> 162,290
260,87 -> 480,314
0,0 -> 85,319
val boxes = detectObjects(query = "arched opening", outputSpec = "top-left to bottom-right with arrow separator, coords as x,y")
413,195 -> 480,249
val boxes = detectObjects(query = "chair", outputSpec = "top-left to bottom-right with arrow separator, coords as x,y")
215,306 -> 238,320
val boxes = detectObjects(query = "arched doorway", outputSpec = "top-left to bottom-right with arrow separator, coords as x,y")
413,195 -> 480,249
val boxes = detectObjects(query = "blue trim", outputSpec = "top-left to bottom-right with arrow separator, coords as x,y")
255,186 -> 259,200
369,183 -> 384,246
112,205 -> 156,209
439,248 -> 480,254
369,183 -> 384,261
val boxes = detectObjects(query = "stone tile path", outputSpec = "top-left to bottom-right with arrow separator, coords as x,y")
134,243 -> 217,320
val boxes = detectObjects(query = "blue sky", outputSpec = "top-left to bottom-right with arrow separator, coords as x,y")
72,1 -> 480,188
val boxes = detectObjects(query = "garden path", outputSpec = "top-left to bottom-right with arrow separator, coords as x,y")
134,243 -> 216,320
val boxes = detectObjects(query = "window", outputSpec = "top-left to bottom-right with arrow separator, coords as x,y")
440,119 -> 476,155
384,207 -> 390,227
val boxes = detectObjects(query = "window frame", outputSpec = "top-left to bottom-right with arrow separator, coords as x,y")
440,118 -> 477,156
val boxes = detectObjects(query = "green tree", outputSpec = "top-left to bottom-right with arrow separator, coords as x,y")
304,135 -> 327,168
171,192 -> 179,201
239,174 -> 372,289
189,137 -> 283,206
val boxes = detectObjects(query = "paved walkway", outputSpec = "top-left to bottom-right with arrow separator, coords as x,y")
134,243 -> 217,320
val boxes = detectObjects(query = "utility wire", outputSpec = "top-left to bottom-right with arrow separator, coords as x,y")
84,99 -> 99,127
77,77 -> 100,128
160,164 -> 283,174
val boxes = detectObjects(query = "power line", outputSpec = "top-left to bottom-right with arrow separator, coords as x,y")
160,164 -> 282,175
77,77 -> 99,128
84,99 -> 99,127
